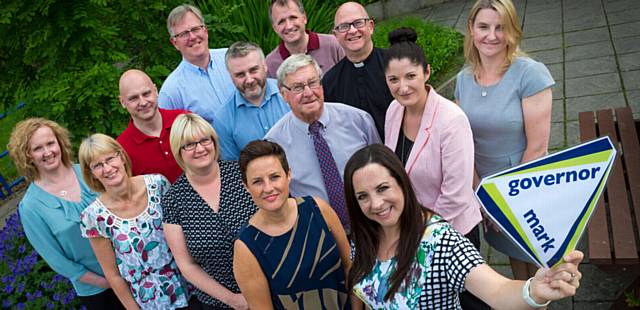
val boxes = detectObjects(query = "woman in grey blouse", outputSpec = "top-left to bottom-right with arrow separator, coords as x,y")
455,0 -> 555,281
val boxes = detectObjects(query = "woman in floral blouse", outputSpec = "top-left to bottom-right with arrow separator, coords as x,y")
343,145 -> 584,309
78,134 -> 189,310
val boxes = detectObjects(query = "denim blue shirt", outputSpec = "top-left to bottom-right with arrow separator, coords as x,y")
213,79 -> 290,160
265,102 -> 380,201
18,165 -> 105,297
159,48 -> 235,124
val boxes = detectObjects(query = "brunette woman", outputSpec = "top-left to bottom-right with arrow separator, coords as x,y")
345,144 -> 583,309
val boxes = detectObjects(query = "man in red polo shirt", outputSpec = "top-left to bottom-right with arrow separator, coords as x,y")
265,0 -> 344,78
117,69 -> 187,183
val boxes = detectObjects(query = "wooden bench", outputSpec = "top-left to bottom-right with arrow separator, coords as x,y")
579,106 -> 640,307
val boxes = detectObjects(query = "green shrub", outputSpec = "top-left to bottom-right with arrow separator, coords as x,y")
372,16 -> 464,86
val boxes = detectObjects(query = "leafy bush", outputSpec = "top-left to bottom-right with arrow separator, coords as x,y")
372,16 -> 464,86
0,213 -> 83,309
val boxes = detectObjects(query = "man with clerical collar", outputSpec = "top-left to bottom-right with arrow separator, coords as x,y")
159,4 -> 234,124
266,0 -> 344,78
322,1 -> 394,140
265,54 -> 380,231
213,42 -> 290,160
117,69 -> 187,183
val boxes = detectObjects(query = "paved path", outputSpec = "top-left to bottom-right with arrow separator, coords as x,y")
411,0 -> 640,308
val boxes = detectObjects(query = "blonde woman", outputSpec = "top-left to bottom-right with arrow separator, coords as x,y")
8,118 -> 122,309
455,0 -> 555,279
162,113 -> 257,309
78,134 -> 188,309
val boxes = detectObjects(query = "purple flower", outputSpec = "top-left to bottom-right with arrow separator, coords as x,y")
16,303 -> 25,310
3,284 -> 13,294
18,244 -> 26,253
46,302 -> 55,309
2,299 -> 11,308
52,274 -> 65,283
16,282 -> 25,294
53,292 -> 61,301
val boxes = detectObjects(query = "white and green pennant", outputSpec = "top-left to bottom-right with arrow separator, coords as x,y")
476,136 -> 616,268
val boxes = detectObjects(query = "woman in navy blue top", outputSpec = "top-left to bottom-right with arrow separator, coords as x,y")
234,140 -> 351,309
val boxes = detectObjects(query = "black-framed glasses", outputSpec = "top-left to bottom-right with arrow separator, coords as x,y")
334,18 -> 371,33
181,137 -> 213,151
282,78 -> 322,94
173,25 -> 205,40
90,152 -> 121,173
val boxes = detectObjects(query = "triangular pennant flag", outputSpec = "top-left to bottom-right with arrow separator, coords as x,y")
476,136 -> 616,268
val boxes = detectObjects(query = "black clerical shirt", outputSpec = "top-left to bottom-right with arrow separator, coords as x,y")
322,48 -> 393,140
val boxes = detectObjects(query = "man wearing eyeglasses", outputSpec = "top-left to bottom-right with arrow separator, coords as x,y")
265,0 -> 345,79
212,42 -> 290,160
322,1 -> 394,140
117,69 -> 187,183
265,54 -> 380,230
158,4 -> 234,124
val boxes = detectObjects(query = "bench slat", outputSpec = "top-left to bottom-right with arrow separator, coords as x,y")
579,111 -> 612,265
597,109 -> 638,264
616,107 -> 640,241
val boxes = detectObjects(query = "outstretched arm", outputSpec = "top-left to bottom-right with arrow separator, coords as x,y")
466,250 -> 583,309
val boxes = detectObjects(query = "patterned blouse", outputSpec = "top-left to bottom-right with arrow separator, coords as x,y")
353,215 -> 485,309
80,174 -> 188,309
162,161 -> 257,308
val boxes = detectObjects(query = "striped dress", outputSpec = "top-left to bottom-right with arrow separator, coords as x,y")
238,196 -> 350,309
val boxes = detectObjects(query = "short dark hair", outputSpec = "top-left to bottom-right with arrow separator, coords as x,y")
343,144 -> 430,300
383,27 -> 429,74
268,0 -> 305,23
239,140 -> 290,184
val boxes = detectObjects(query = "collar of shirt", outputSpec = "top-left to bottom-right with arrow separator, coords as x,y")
278,30 -> 320,59
129,109 -> 172,144
179,50 -> 214,75
350,47 -> 380,68
290,102 -> 332,135
234,79 -> 281,108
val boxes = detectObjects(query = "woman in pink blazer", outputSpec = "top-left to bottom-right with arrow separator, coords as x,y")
383,27 -> 486,309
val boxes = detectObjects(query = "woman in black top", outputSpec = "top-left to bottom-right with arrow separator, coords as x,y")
162,113 -> 257,309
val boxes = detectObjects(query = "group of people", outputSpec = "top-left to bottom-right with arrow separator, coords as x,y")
9,0 -> 581,309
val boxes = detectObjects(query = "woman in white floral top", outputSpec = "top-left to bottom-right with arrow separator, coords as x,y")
78,134 -> 189,310
343,145 -> 584,309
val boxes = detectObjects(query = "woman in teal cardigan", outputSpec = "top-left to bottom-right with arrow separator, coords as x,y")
8,118 -> 123,309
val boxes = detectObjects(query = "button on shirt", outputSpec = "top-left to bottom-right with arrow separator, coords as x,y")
265,102 -> 381,201
159,49 -> 234,124
213,79 -> 290,160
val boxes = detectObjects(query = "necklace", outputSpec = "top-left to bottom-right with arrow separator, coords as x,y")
481,87 -> 488,97
59,190 -> 68,197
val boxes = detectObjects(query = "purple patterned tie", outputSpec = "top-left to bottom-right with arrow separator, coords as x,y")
308,121 -> 350,231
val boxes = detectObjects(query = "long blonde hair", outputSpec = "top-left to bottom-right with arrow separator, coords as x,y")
464,0 -> 524,75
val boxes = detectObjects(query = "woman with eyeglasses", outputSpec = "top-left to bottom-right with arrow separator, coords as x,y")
78,134 -> 189,309
8,118 -> 123,309
162,113 -> 257,310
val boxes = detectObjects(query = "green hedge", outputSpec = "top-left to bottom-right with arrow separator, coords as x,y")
372,16 -> 463,86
